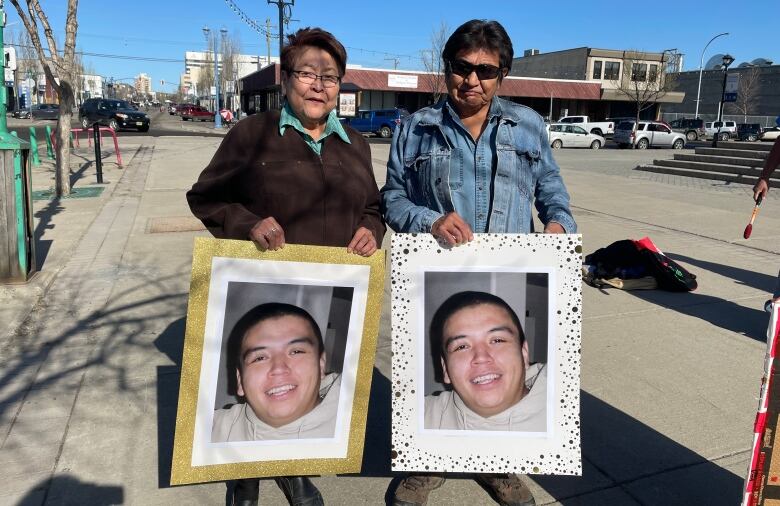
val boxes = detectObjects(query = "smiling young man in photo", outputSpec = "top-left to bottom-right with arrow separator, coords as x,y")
425,291 -> 547,432
212,303 -> 340,442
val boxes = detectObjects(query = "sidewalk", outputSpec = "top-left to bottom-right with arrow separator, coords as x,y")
0,136 -> 777,505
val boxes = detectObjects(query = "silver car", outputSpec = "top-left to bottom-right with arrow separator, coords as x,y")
547,123 -> 605,149
614,120 -> 686,149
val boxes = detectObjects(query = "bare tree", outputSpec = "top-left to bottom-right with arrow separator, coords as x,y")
726,66 -> 761,122
10,0 -> 79,197
220,31 -> 241,111
610,50 -> 678,131
197,36 -> 215,108
421,21 -> 448,104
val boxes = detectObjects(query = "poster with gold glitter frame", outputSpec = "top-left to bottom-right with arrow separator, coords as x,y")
171,237 -> 384,485
390,233 -> 582,475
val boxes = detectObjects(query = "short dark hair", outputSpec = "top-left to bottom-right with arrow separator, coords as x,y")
429,291 -> 525,382
280,27 -> 347,77
442,20 -> 513,78
227,303 -> 324,382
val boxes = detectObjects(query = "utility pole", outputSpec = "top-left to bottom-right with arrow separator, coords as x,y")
266,18 -> 272,67
384,57 -> 400,70
267,0 -> 294,59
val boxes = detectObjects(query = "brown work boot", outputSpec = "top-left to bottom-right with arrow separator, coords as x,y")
475,473 -> 536,506
392,474 -> 446,506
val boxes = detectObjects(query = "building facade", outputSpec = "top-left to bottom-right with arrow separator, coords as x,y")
238,64 -> 602,119
663,65 -> 780,122
134,73 -> 151,96
509,47 -> 685,120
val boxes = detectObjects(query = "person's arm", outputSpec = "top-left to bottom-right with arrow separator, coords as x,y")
380,122 -> 444,233
186,120 -> 265,240
754,137 -> 780,201
534,125 -> 577,233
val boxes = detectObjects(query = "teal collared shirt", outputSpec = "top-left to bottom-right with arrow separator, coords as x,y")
279,103 -> 350,155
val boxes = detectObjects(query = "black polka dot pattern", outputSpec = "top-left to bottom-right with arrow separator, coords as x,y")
389,233 -> 583,476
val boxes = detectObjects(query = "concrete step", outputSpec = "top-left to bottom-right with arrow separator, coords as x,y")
694,147 -> 768,159
673,153 -> 766,168
651,159 -> 761,176
634,164 -> 773,185
723,140 -> 774,151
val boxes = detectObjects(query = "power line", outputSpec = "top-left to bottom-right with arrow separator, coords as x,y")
6,42 -> 185,63
223,0 -> 277,38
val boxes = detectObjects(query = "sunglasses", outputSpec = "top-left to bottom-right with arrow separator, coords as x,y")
448,59 -> 506,80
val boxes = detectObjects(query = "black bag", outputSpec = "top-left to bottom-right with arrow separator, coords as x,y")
584,237 -> 697,292
633,237 -> 697,292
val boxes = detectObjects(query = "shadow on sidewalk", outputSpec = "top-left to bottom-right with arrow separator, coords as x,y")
16,474 -> 124,506
154,318 -> 185,489
533,391 -> 743,505
668,253 -> 778,294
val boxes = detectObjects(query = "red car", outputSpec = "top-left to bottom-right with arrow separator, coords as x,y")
180,105 -> 214,122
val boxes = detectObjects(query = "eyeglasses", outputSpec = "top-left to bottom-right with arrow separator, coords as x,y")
447,59 -> 506,80
291,70 -> 341,88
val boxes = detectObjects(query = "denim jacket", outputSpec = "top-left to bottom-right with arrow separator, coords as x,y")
380,97 -> 576,234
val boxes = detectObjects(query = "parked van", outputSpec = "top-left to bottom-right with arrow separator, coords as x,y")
341,108 -> 409,138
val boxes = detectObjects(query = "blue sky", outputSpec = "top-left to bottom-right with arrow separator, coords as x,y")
6,0 -> 779,93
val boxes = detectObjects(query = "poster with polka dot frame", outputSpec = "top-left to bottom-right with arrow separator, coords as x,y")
390,233 -> 582,475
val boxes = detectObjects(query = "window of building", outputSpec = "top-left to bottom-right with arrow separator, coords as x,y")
604,61 -> 620,80
592,60 -> 603,80
631,63 -> 648,82
648,64 -> 659,83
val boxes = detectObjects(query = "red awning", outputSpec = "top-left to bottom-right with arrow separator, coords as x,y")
342,68 -> 601,100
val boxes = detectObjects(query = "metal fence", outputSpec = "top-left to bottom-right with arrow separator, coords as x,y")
660,112 -> 779,128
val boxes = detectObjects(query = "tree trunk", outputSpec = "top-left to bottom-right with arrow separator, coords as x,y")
54,80 -> 75,197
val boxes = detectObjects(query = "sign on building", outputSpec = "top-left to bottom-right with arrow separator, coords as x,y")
724,73 -> 739,103
387,74 -> 418,89
339,93 -> 356,117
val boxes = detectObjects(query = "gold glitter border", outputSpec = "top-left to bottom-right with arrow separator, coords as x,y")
170,237 -> 385,485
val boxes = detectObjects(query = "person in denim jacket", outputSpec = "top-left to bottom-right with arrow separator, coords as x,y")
382,19 -> 576,506
381,24 -> 575,246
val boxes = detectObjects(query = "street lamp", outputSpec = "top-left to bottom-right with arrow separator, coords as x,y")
695,32 -> 728,118
712,54 -> 735,148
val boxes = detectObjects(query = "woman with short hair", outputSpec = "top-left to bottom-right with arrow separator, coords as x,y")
188,26 -> 384,506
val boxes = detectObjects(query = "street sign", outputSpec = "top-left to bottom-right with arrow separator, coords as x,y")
724,73 -> 739,103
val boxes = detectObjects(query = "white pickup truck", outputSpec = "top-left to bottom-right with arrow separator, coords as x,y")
558,116 -> 615,137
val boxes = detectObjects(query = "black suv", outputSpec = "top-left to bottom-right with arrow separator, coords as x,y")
669,118 -> 706,141
736,123 -> 762,142
79,98 -> 150,132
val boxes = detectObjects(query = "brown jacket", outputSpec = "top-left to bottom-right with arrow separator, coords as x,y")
187,110 -> 385,245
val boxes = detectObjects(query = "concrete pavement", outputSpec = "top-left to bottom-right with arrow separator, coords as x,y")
0,136 -> 778,505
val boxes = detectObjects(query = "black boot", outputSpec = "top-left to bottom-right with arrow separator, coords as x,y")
274,476 -> 324,506
231,478 -> 259,506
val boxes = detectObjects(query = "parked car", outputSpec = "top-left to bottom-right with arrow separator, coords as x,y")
669,118 -> 706,141
168,103 -> 178,115
341,108 -> 409,138
736,123 -> 762,142
548,123 -> 605,149
557,115 -> 614,137
13,103 -> 60,120
614,120 -> 686,149
760,127 -> 780,142
179,105 -> 214,121
79,98 -> 150,132
704,120 -> 737,140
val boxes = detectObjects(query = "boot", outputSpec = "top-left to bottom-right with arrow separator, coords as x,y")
231,478 -> 259,506
392,474 -> 446,506
475,473 -> 536,506
274,476 -> 324,506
